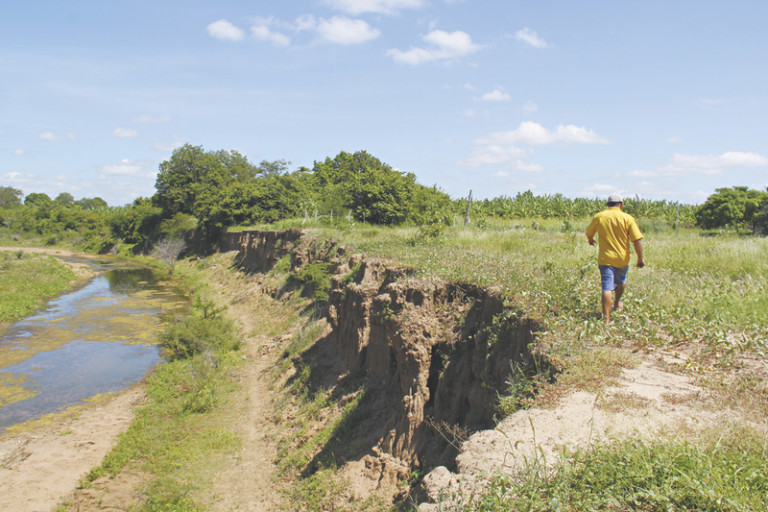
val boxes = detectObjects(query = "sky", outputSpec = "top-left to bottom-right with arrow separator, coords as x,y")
2,0 -> 767,207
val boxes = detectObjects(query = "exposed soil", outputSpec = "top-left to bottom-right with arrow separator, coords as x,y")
1,240 -> 765,511
0,385 -> 146,512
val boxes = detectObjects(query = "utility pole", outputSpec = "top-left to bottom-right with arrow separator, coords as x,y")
464,190 -> 473,225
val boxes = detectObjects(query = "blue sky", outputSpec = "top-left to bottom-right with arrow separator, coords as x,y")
2,0 -> 767,207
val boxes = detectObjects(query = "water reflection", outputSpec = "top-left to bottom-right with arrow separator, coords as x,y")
0,260 -> 188,430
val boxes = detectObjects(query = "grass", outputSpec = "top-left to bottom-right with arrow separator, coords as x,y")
260,219 -> 768,510
299,220 -> 768,359
461,426 -> 768,512
36,218 -> 768,511
66,256 -> 244,512
0,251 -> 78,322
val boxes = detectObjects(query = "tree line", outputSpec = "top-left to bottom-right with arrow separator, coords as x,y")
2,145 -> 767,255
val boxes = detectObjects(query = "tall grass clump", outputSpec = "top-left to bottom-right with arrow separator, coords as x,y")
462,427 -> 768,512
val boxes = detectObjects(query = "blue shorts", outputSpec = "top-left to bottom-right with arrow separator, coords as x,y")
599,265 -> 629,292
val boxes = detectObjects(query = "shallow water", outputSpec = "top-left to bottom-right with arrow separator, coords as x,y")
0,259 -> 188,430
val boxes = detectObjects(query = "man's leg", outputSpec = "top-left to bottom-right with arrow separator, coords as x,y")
611,267 -> 629,312
612,283 -> 625,310
602,290 -> 613,323
598,265 -> 615,323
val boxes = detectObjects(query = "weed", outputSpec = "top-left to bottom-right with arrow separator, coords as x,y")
463,426 -> 768,511
293,261 -> 334,302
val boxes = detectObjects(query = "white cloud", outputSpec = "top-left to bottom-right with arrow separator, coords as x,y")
102,159 -> 154,178
13,149 -> 25,156
523,101 -> 538,113
514,27 -> 548,48
628,169 -> 658,178
315,16 -> 380,44
293,15 -> 380,45
658,151 -> 768,175
461,121 -> 609,168
113,128 -> 138,138
580,184 -> 623,199
478,121 -> 610,146
1,171 -> 24,182
388,29 -> 481,65
251,24 -> 291,47
207,19 -> 245,41
461,144 -> 532,167
134,114 -> 170,123
153,140 -> 186,153
324,0 -> 426,15
666,136 -> 682,143
480,88 -> 510,101
40,132 -> 75,141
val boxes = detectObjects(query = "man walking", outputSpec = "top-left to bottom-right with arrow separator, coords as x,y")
585,194 -> 645,323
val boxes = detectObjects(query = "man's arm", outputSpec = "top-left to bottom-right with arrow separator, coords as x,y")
633,239 -> 645,268
586,218 -> 598,246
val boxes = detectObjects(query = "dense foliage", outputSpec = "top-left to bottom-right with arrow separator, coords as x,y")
2,149 -> 766,258
695,185 -> 768,231
461,190 -> 698,226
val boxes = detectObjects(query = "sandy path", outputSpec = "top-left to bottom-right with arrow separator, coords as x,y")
207,335 -> 285,512
0,385 -> 145,512
204,261 -> 287,512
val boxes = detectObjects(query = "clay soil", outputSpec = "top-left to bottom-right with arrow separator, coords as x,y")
1,248 -> 766,511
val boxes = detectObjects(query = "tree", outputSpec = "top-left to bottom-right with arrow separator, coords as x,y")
54,192 -> 74,205
153,144 -> 283,251
76,197 -> 108,210
109,197 -> 163,249
154,144 -> 224,216
754,188 -> 768,236
154,237 -> 186,273
24,192 -> 53,209
0,186 -> 23,208
347,166 -> 416,224
257,159 -> 290,176
159,212 -> 197,239
695,186 -> 768,231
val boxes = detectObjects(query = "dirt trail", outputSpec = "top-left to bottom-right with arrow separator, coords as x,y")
205,335 -> 284,512
202,257 -> 288,512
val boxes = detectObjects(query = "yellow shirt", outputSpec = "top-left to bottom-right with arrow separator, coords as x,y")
585,207 -> 643,267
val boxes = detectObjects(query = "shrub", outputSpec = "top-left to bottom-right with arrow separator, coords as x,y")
293,262 -> 334,302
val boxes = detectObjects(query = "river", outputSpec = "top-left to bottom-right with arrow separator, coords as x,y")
0,257 -> 188,431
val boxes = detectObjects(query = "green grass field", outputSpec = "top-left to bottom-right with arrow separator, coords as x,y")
273,219 -> 768,511
293,219 -> 768,359
0,251 -> 78,323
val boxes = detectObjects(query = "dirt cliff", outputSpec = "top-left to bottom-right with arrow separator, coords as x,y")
221,230 -> 542,485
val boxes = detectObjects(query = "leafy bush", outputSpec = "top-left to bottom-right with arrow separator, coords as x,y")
160,298 -> 238,361
293,262 -> 334,301
695,186 -> 767,231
